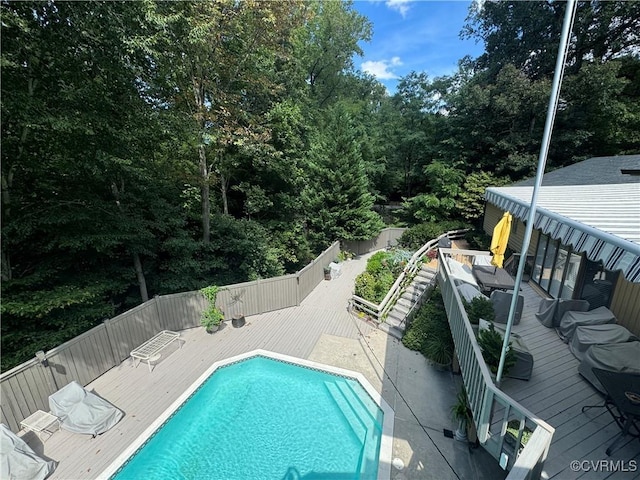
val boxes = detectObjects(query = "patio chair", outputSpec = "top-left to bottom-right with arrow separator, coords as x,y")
581,368 -> 640,455
0,424 -> 57,480
48,381 -> 123,437
490,290 -> 524,325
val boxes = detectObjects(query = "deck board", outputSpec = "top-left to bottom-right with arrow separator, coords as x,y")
501,283 -> 640,479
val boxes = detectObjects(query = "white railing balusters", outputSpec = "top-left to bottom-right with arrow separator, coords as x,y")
438,248 -> 554,480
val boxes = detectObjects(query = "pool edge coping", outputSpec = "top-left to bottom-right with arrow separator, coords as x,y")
97,349 -> 394,480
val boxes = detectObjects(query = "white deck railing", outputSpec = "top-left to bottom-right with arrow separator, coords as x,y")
350,230 -> 468,323
438,248 -> 554,480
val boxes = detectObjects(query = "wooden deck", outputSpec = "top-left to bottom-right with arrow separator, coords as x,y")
18,250 -> 639,480
500,283 -> 640,480
22,251 -> 505,480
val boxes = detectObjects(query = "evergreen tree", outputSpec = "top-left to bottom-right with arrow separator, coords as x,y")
304,104 -> 384,249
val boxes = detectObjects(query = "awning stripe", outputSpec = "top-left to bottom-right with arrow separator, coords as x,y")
485,189 -> 640,283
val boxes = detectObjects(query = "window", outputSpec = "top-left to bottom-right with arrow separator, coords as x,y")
532,234 -> 586,301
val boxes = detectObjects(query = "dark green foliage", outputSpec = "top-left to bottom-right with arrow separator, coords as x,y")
354,272 -> 377,302
463,296 -> 495,325
477,323 -> 517,375
402,288 -> 454,365
354,250 -> 408,303
398,221 -> 467,250
464,229 -> 492,251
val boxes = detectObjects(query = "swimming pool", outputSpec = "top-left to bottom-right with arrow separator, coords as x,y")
100,350 -> 394,480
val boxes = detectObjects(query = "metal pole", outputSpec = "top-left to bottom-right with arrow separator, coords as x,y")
496,0 -> 578,385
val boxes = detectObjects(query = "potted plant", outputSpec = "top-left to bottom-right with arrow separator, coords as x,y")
424,333 -> 453,370
200,286 -> 224,334
324,266 -> 332,281
464,296 -> 495,326
477,322 -> 516,376
424,315 -> 454,370
451,388 -> 473,442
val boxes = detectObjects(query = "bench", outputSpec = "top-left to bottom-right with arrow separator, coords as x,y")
130,330 -> 182,372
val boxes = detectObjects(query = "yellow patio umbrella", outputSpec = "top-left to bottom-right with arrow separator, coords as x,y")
490,212 -> 512,268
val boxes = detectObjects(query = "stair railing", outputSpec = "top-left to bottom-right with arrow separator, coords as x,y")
350,229 -> 468,323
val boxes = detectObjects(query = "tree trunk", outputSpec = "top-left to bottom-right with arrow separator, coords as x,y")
220,170 -> 229,216
111,181 -> 150,302
199,144 -> 211,243
133,252 -> 149,302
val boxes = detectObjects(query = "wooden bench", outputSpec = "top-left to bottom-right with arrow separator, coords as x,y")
130,330 -> 182,372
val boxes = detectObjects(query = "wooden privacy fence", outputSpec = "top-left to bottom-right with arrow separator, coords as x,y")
2,230 -> 405,433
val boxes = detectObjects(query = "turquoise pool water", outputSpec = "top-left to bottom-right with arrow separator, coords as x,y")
112,356 -> 383,480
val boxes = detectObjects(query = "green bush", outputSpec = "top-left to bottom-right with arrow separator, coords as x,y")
354,272 -> 377,301
402,288 -> 454,365
464,228 -> 492,251
477,323 -> 516,374
354,249 -> 412,304
399,221 -> 467,250
464,296 -> 495,325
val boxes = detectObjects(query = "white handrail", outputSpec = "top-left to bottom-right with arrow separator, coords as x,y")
437,248 -> 554,479
351,229 -> 468,322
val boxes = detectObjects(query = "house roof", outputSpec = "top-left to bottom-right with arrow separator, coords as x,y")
515,154 -> 640,187
486,158 -> 640,283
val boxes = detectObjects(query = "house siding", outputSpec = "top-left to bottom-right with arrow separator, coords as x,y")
483,203 -> 538,255
485,203 -> 639,334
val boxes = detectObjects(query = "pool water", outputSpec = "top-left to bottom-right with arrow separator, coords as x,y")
112,356 -> 384,480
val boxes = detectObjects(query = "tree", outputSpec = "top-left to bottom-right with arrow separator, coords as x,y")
142,0 -> 305,242
304,104 -> 383,249
295,0 -> 372,108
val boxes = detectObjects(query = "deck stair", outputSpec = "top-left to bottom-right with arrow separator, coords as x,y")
383,265 -> 437,336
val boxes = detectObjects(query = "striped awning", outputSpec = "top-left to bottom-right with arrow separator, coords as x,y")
486,184 -> 640,283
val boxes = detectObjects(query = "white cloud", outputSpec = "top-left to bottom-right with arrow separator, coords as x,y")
386,0 -> 412,17
361,58 -> 403,80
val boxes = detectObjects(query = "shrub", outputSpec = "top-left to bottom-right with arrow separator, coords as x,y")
402,288 -> 454,365
354,272 -> 377,301
399,221 -> 467,250
477,323 -> 516,375
464,296 -> 495,325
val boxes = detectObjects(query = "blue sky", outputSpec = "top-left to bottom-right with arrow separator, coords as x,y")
352,0 -> 485,93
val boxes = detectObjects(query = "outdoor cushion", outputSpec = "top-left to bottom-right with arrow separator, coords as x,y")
578,342 -> 640,393
49,381 -> 123,437
490,290 -> 524,325
0,424 -> 56,480
569,324 -> 638,361
557,306 -> 616,343
456,283 -> 485,303
446,258 -> 478,289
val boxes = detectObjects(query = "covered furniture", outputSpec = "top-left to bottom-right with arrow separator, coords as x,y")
456,283 -> 485,303
48,381 -> 123,437
557,306 -> 617,343
569,324 -> 638,361
472,264 -> 516,293
535,298 -> 590,328
490,290 -> 524,325
480,320 -> 534,381
0,424 -> 57,480
581,369 -> 640,455
578,342 -> 640,393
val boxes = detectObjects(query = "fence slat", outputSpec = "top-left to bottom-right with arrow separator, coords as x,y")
1,232 -> 395,432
